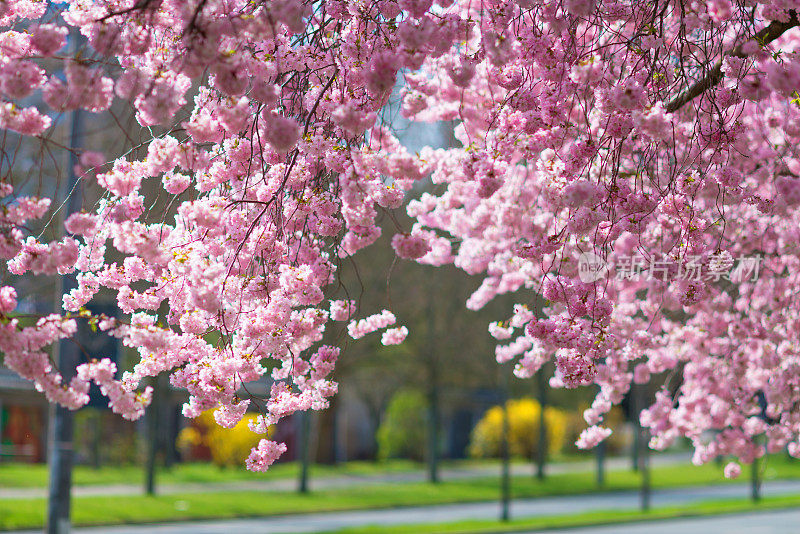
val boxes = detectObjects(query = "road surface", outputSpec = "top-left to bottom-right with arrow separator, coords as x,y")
527,508 -> 800,533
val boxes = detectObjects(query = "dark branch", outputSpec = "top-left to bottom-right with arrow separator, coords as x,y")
665,12 -> 799,113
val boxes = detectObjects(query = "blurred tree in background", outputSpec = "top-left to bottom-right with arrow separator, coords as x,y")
376,390 -> 428,461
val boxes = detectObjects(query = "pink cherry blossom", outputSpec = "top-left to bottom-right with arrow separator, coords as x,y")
246,440 -> 288,472
391,232 -> 432,259
724,462 -> 742,479
0,286 -> 17,313
381,326 -> 409,345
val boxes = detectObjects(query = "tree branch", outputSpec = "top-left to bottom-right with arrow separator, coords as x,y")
665,12 -> 799,113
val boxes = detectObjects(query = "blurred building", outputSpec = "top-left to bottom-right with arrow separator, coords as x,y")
0,367 -> 47,462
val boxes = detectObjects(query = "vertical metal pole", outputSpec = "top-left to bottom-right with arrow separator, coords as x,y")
640,426 -> 651,511
339,408 -> 348,463
47,41 -> 84,532
634,384 -> 651,511
144,377 -> 160,496
535,369 -> 547,480
596,439 -> 606,487
427,384 -> 440,484
426,299 -> 440,484
47,400 -> 76,534
752,394 -> 768,503
298,410 -> 311,493
500,366 -> 511,522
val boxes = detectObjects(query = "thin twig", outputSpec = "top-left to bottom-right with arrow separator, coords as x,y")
665,11 -> 799,113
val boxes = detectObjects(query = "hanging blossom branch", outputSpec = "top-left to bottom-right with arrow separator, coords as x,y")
666,11 -> 800,113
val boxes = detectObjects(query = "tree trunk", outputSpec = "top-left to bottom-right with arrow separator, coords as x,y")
751,439 -> 761,503
315,396 -> 338,465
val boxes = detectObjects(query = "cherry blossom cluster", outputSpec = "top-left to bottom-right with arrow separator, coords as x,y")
398,0 -> 800,477
0,0 -> 463,469
1,0 -> 800,475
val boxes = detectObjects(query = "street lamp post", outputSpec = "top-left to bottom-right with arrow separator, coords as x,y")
46,94 -> 84,534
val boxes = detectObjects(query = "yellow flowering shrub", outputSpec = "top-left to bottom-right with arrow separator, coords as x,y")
468,398 -> 569,459
176,409 -> 269,468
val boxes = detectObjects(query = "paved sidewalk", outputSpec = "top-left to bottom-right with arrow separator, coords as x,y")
0,453 -> 690,499
8,479 -> 800,534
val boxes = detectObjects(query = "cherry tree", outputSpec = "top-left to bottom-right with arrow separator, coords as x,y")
1,0 -> 799,475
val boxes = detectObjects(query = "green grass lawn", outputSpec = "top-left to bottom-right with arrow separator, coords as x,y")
0,458 -> 425,488
0,454 -> 588,488
327,494 -> 800,534
1,456 -> 799,531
